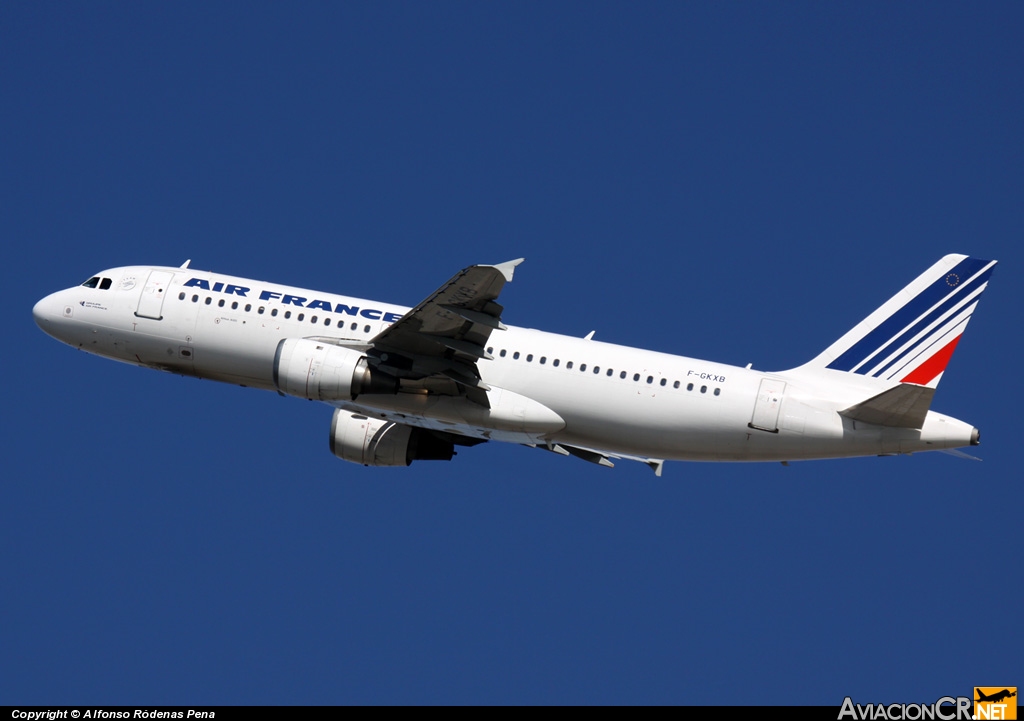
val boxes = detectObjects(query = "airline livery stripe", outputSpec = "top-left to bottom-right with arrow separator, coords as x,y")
880,314 -> 969,381
827,256 -> 992,373
900,335 -> 962,385
865,275 -> 989,378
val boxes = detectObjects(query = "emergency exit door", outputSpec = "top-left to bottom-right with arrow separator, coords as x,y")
749,378 -> 786,432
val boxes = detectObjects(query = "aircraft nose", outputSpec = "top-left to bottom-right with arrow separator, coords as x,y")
33,292 -> 66,334
32,296 -> 50,328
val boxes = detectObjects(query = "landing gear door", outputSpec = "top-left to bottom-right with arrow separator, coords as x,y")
135,270 -> 174,320
750,378 -> 786,432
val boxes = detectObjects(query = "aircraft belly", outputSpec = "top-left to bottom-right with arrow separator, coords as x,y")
514,378 -> 749,460
349,387 -> 565,440
497,369 -> 873,462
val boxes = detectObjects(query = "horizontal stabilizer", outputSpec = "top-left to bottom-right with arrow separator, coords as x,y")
839,383 -> 935,429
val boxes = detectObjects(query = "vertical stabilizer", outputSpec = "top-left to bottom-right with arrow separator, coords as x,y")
797,254 -> 996,388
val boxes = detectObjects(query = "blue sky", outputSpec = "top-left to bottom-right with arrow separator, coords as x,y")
3,2 -> 1020,705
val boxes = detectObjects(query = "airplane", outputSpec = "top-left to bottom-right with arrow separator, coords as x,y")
976,689 -> 1016,704
33,254 -> 996,474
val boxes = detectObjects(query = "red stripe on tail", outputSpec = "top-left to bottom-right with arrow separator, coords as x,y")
900,336 -> 962,386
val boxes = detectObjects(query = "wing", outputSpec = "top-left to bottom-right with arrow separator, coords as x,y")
366,259 -> 524,405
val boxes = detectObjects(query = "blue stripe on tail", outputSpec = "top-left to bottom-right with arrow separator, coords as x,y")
866,266 -> 993,378
826,256 -> 991,373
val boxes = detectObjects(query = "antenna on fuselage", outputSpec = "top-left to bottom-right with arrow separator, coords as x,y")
180,259 -> 191,269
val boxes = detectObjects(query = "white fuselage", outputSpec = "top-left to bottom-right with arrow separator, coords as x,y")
33,265 -> 978,464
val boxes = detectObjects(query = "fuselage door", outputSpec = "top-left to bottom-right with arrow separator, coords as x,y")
135,270 -> 174,320
750,378 -> 786,432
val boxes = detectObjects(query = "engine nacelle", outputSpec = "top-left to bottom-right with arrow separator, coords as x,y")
273,338 -> 397,401
330,410 -> 455,467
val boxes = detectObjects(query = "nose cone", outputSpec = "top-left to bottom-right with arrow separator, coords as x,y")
33,292 -> 66,339
33,296 -> 50,328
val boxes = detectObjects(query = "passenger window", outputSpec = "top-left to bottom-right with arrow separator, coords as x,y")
513,351 -> 520,360
593,366 -> 600,374
673,380 -> 680,389
231,301 -> 238,310
245,304 -> 252,312
607,369 -> 613,376
99,278 -> 112,290
192,295 -> 199,303
324,318 -> 330,326
580,364 -> 587,372
271,308 -> 278,317
553,359 -> 560,367
567,361 -> 574,369
540,357 -> 547,364
619,371 -> 626,379
646,376 -> 653,384
500,349 -> 507,357
659,378 -> 666,386
700,385 -> 707,393
81,277 -> 100,288
687,383 -> 694,391
178,292 -> 185,300
363,325 -> 370,333
351,322 -> 357,331
218,299 -> 225,308
204,297 -> 212,305
526,354 -> 533,362
258,306 -> 265,315
298,313 -> 305,321
633,373 -> 640,382
487,347 -> 494,355
285,311 -> 291,319
714,388 -> 721,396
311,316 -> 318,324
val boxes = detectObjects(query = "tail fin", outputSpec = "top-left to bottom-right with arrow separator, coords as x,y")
800,254 -> 997,388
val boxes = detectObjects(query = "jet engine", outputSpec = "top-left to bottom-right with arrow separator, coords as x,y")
273,338 -> 397,401
330,410 -> 456,467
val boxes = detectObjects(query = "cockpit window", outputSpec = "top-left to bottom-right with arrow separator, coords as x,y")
80,276 -> 112,289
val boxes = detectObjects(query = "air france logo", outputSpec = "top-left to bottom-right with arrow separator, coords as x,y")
183,278 -> 403,322
975,688 -> 1017,720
